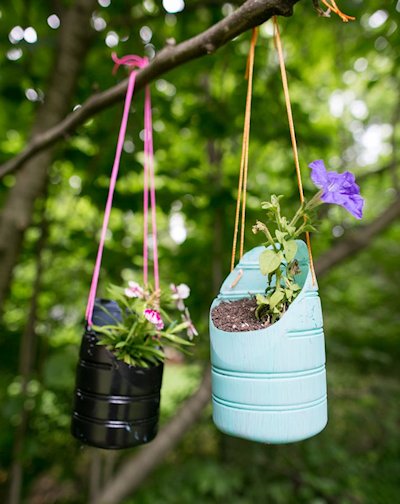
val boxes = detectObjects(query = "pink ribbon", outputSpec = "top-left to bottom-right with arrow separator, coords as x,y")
85,53 -> 159,326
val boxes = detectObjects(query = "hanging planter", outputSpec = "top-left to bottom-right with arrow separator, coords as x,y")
210,241 -> 327,444
71,54 -> 198,450
71,299 -> 164,450
209,20 -> 363,444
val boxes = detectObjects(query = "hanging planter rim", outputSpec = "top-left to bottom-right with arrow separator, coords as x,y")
86,330 -> 164,372
210,239 -> 316,337
87,297 -> 165,370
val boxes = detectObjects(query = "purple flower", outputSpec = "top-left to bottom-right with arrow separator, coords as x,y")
144,309 -> 164,330
309,159 -> 364,219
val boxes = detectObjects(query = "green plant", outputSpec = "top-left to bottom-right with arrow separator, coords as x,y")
93,282 -> 198,367
252,194 -> 311,323
253,160 -> 364,323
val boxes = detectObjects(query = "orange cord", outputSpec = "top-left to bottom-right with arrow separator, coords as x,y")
273,17 -> 316,284
320,0 -> 355,22
231,27 -> 258,271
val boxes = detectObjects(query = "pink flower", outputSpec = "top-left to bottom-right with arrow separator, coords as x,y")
170,283 -> 190,311
144,309 -> 164,330
125,281 -> 145,299
182,308 -> 198,340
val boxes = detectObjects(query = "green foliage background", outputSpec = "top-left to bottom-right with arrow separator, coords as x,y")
0,0 -> 399,502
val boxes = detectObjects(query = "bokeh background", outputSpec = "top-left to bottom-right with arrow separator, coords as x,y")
0,0 -> 399,503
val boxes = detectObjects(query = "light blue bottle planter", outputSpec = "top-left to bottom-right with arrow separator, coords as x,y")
209,240 -> 327,444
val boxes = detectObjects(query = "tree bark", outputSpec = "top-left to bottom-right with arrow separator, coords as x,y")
315,197 -> 400,276
88,450 -> 102,504
96,367 -> 212,504
0,0 -> 97,312
7,210 -> 47,504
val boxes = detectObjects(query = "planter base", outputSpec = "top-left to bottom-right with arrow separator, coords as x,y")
72,412 -> 159,450
212,394 -> 327,444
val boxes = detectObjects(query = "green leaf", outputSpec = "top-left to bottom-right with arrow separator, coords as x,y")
275,230 -> 287,244
269,289 -> 284,309
300,224 -> 317,233
283,240 -> 298,263
133,345 -> 165,358
162,333 -> 193,346
123,355 -> 134,366
259,249 -> 282,275
169,322 -> 190,334
255,303 -> 269,320
271,194 -> 284,206
255,293 -> 268,304
261,201 -> 273,210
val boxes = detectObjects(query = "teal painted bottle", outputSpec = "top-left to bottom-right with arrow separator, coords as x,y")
209,240 -> 327,444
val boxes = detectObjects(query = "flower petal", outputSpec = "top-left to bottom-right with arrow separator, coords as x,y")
188,324 -> 198,338
341,194 -> 364,219
176,284 -> 190,299
309,160 -> 329,189
182,308 -> 198,339
125,288 -> 137,298
125,281 -> 145,298
144,309 -> 164,330
321,191 -> 364,219
340,171 -> 360,195
177,299 -> 185,311
310,159 -> 364,219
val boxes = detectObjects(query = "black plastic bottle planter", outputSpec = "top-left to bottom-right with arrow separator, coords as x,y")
71,299 -> 164,450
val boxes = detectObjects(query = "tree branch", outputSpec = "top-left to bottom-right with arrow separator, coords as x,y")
315,197 -> 400,277
0,0 -> 301,179
96,366 -> 212,504
357,161 -> 398,184
0,0 -> 97,312
7,204 -> 48,504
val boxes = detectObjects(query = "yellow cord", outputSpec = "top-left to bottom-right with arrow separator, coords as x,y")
320,0 -> 355,22
230,27 -> 258,271
273,17 -> 316,284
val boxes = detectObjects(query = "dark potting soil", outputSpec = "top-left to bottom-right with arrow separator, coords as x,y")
211,297 -> 271,332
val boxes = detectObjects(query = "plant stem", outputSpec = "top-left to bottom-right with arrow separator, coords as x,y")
276,265 -> 281,289
306,190 -> 324,210
289,190 -> 324,228
264,224 -> 278,250
293,221 -> 309,238
289,202 -> 305,228
276,206 -> 283,232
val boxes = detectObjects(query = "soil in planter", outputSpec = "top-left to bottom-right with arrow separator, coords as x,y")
211,297 -> 271,332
